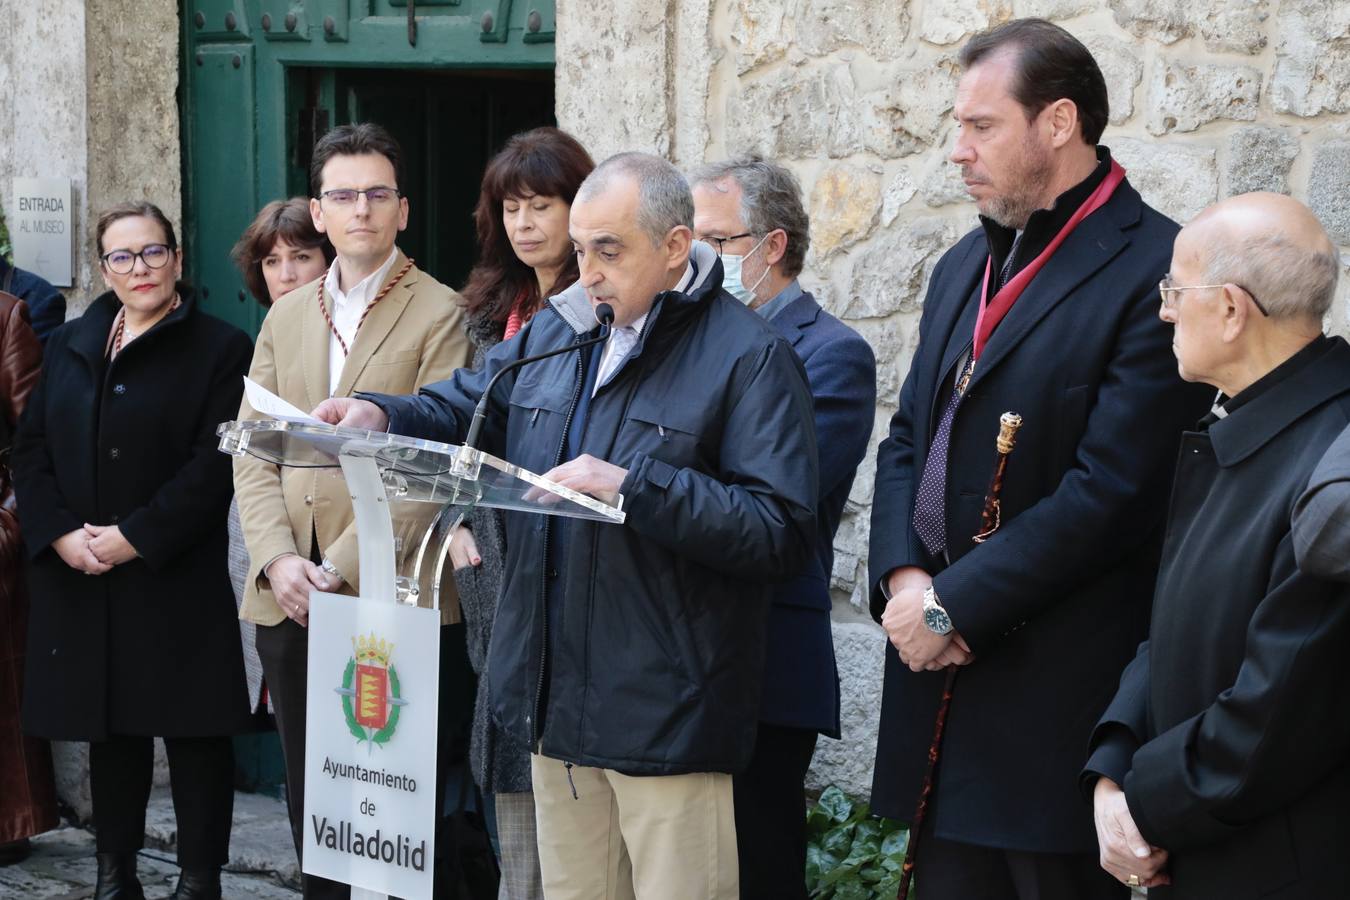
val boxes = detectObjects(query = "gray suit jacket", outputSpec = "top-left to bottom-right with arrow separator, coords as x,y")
1293,421 -> 1350,580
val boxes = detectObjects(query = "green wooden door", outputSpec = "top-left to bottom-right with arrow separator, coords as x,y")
180,0 -> 555,792
181,0 -> 556,333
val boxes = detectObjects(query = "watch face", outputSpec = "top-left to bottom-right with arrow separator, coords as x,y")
924,606 -> 953,635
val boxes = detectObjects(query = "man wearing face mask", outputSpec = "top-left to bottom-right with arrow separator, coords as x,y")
692,157 -> 876,899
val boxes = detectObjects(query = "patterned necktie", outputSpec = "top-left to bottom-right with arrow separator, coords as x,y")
596,326 -> 639,393
912,234 -> 1023,556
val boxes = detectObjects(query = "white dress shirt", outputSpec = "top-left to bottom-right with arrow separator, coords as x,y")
594,263 -> 694,396
323,248 -> 399,394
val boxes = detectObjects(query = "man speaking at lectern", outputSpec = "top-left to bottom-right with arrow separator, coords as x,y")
316,152 -> 819,900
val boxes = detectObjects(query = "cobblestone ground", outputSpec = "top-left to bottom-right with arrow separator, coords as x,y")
0,789 -> 300,899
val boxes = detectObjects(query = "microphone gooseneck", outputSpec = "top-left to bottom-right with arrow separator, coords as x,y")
462,303 -> 616,452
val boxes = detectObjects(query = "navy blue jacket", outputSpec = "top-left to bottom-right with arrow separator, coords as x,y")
0,258 -> 66,343
763,292 -> 875,737
368,244 -> 818,775
868,175 -> 1211,851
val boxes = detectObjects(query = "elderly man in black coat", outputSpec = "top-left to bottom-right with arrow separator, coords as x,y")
1083,192 -> 1350,898
868,19 -> 1209,898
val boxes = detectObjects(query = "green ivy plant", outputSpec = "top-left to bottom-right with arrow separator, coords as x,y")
0,207 -> 10,262
805,785 -> 911,900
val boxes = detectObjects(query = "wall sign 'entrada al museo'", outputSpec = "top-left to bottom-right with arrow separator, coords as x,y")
11,177 -> 73,287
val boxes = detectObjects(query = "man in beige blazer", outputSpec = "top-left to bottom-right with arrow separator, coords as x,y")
234,123 -> 473,900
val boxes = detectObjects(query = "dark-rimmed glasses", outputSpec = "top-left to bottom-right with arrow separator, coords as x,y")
101,244 -> 173,275
1158,275 -> 1270,317
317,187 -> 401,207
706,232 -> 754,256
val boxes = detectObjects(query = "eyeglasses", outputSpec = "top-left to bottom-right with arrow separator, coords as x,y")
101,244 -> 173,275
317,187 -> 401,207
1158,276 -> 1270,317
706,233 -> 754,257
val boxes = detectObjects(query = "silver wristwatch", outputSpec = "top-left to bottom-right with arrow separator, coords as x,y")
922,586 -> 954,635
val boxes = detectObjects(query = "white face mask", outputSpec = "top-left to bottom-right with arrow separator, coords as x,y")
720,234 -> 770,305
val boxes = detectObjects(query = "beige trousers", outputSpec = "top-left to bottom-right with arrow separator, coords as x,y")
531,754 -> 739,900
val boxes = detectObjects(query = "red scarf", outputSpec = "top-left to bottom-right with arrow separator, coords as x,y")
972,159 -> 1127,361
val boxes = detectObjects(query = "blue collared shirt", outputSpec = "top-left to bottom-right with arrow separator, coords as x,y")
754,279 -> 803,322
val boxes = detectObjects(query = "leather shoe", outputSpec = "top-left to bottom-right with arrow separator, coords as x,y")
94,851 -> 145,900
172,868 -> 223,900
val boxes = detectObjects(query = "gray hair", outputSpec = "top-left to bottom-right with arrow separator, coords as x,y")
689,156 -> 811,279
1204,231 -> 1340,321
575,152 -> 694,247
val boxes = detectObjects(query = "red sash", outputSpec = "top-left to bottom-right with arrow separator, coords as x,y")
971,159 -> 1127,362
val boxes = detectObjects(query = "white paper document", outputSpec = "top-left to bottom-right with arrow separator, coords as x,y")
244,377 -> 324,424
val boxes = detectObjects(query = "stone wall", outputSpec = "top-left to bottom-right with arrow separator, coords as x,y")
559,0 -> 1350,799
2,0 -> 181,817
0,0 -> 180,317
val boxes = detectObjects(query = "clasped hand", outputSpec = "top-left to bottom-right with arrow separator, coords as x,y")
266,554 -> 341,627
1093,777 -> 1171,888
53,523 -> 138,574
880,566 -> 973,672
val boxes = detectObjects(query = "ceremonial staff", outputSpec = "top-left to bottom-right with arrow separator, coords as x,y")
897,411 -> 1024,900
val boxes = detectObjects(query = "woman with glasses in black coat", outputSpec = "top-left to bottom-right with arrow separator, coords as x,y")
13,202 -> 254,900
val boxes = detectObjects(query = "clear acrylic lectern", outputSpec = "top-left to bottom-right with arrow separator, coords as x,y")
217,418 -> 623,899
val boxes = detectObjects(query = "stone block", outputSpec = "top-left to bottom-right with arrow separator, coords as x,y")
1109,0 -> 1190,43
842,217 -> 961,320
1109,0 -> 1268,53
672,0 -> 716,165
730,0 -> 793,74
1196,0 -> 1270,54
1308,141 -> 1350,246
1112,138 -> 1218,225
796,0 -> 912,60
810,163 -> 882,257
806,621 -> 886,798
1146,62 -> 1261,135
727,63 -> 863,159
861,58 -> 959,159
1013,0 -> 1097,18
732,0 -> 911,70
843,313 -> 913,420
920,152 -> 970,208
1271,0 -> 1350,117
555,0 -> 672,160
880,167 -> 918,226
919,0 -> 1012,46
1084,35 -> 1143,126
1225,126 -> 1301,196
832,502 -> 873,572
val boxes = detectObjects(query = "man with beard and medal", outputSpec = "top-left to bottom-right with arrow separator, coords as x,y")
867,18 -> 1210,899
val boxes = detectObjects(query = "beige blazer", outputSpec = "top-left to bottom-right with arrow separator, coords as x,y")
234,251 -> 474,626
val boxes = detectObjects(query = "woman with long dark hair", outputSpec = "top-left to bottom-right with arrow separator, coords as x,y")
452,126 -> 593,900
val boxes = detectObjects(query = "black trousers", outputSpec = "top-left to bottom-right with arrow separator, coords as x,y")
732,722 -> 819,900
89,734 -> 234,870
915,816 -> 1127,900
257,617 -> 460,900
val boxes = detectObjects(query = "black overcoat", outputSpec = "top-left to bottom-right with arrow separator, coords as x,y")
14,291 -> 254,740
1086,337 -> 1350,899
868,175 -> 1212,852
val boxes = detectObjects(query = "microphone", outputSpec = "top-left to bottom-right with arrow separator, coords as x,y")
460,303 -> 615,455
